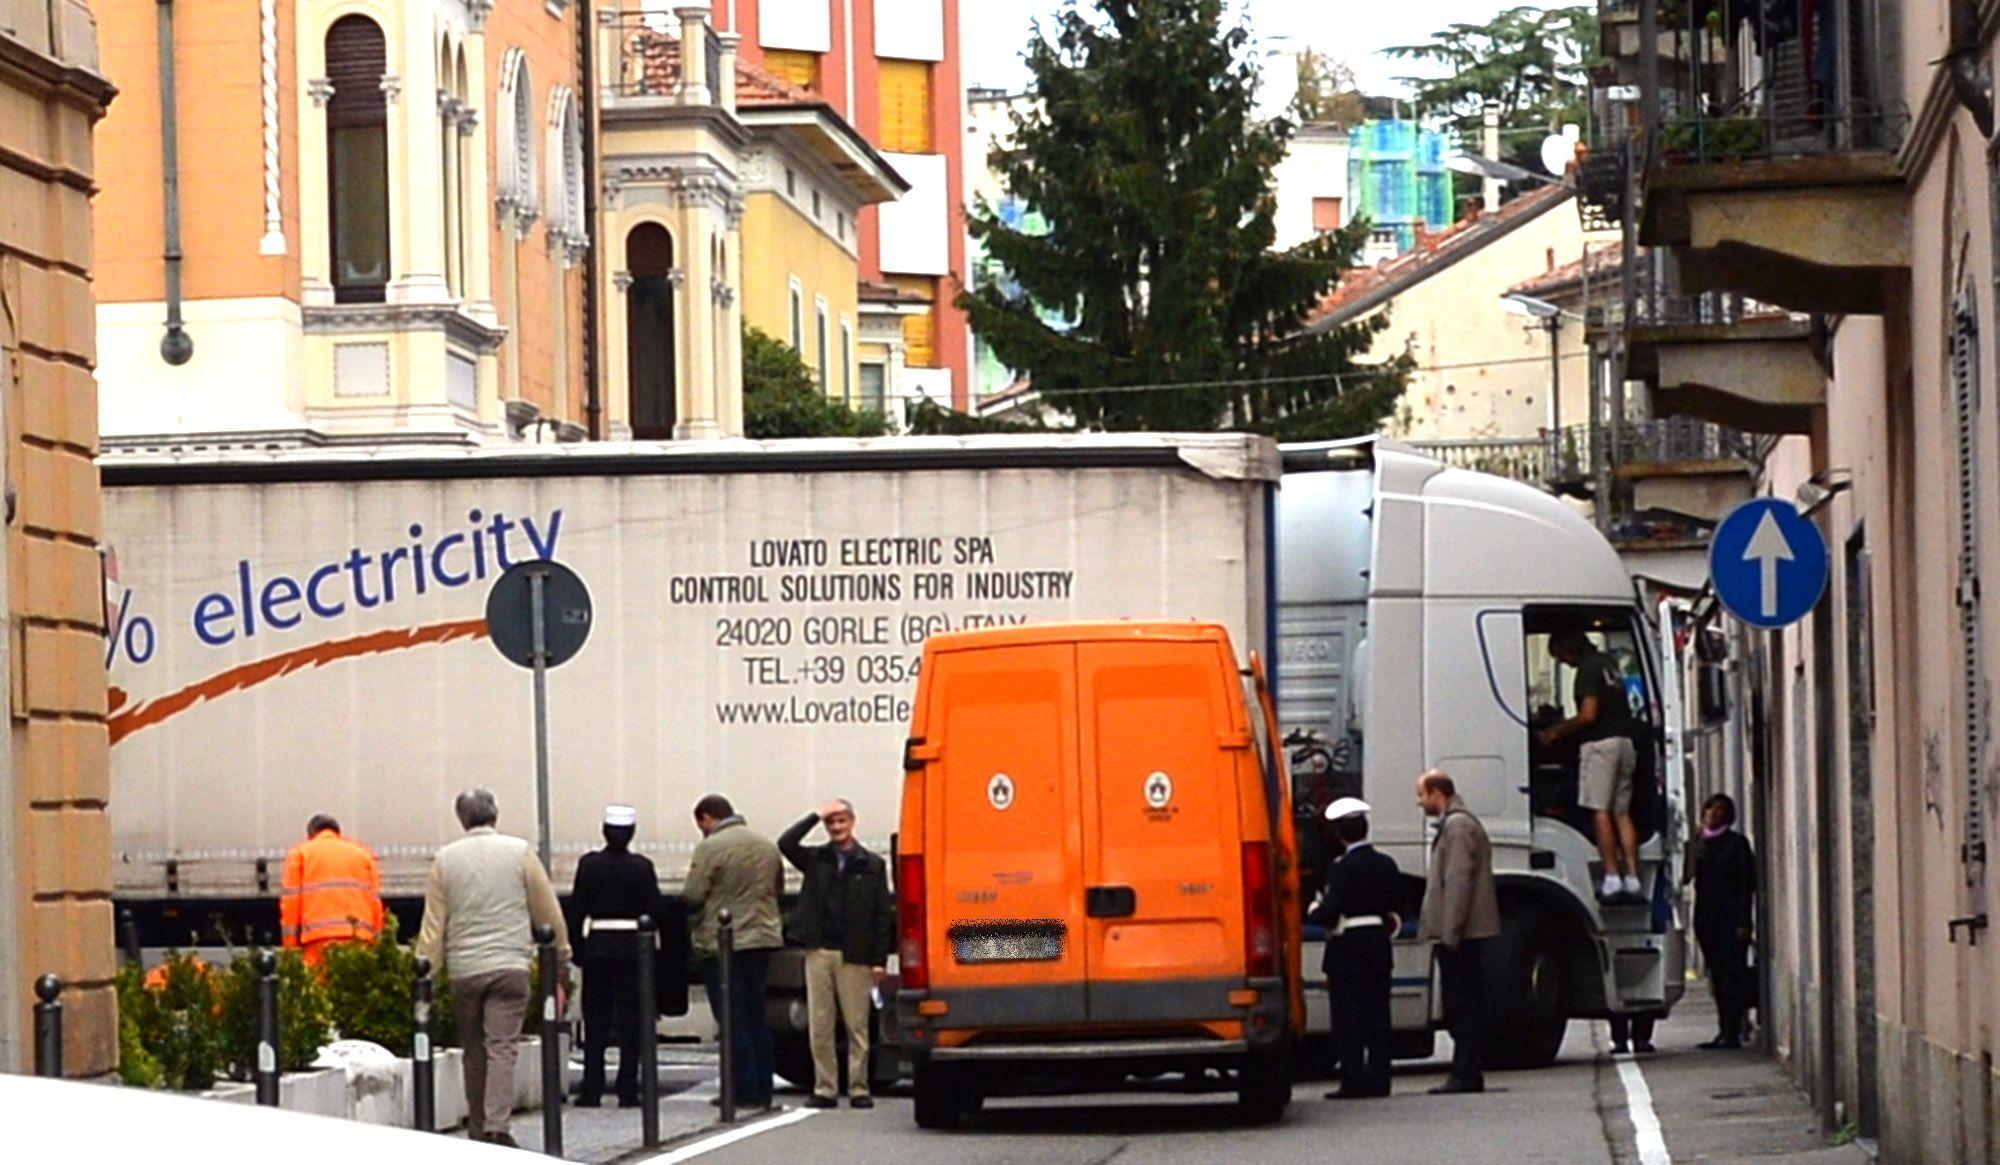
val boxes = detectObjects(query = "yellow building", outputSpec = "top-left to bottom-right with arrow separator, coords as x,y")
594,4 -> 904,436
0,2 -> 118,1073
92,0 -> 588,447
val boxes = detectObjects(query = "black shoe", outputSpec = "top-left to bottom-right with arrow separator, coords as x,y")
1611,1042 -> 1630,1055
804,1095 -> 837,1109
1633,1042 -> 1657,1055
1428,1078 -> 1484,1094
1698,1036 -> 1741,1050
479,1133 -> 521,1149
849,1095 -> 874,1110
574,1094 -> 603,1109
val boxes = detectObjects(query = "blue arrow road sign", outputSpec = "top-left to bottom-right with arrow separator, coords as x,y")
1709,498 -> 1830,629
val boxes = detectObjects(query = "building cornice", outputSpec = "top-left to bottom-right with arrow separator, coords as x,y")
0,33 -> 116,117
302,302 -> 508,353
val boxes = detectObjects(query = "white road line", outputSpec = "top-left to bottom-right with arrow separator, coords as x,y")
639,1107 -> 821,1163
1616,1057 -> 1673,1165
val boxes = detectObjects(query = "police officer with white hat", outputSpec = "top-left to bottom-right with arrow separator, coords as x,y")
1308,797 -> 1403,1099
568,804 -> 665,1107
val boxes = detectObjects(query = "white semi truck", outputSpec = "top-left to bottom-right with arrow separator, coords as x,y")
101,434 -> 1681,1079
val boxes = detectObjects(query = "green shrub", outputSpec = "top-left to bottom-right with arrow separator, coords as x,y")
321,928 -> 419,1056
216,948 -> 333,1079
115,954 -> 225,1091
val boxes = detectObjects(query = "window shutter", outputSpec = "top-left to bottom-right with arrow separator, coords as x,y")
763,49 -> 819,90
903,307 -> 936,369
325,17 -> 387,127
1953,294 -> 1988,880
878,60 -> 933,153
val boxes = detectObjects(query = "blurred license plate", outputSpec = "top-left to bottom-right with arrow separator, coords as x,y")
951,929 -> 1063,963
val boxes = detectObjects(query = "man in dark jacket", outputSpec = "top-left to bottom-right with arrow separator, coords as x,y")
779,799 -> 894,1109
1308,798 -> 1402,1100
1693,792 -> 1757,1049
567,804 -> 665,1107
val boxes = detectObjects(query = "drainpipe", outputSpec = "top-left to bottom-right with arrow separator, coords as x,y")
578,0 -> 601,438
156,0 -> 194,365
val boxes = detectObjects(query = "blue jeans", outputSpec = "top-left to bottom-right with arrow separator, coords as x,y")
702,948 -> 774,1105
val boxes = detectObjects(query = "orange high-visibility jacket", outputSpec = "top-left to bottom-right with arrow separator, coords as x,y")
281,830 -> 384,958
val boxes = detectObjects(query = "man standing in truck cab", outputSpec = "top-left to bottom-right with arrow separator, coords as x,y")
1538,629 -> 1644,902
281,815 -> 384,967
1308,798 -> 1401,1100
568,804 -> 665,1108
1417,771 -> 1499,1095
779,798 -> 895,1110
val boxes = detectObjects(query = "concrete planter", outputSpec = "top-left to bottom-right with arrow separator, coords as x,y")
195,1067 -> 345,1117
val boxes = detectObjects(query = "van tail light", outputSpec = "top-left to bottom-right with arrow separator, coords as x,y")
898,854 -> 929,991
1241,841 -> 1278,979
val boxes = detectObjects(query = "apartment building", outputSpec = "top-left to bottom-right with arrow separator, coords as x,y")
0,0 -> 117,1074
91,0 -> 590,447
1603,0 -> 1999,1157
712,0 -> 968,411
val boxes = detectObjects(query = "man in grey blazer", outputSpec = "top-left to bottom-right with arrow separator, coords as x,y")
1416,770 -> 1500,1094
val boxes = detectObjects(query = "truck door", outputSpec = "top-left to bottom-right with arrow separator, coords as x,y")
927,644 -> 1090,1027
1077,640 -> 1248,1023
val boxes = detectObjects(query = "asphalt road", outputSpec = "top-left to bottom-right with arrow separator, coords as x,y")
668,1027 -> 1628,1165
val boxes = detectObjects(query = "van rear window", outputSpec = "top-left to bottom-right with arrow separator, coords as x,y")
946,920 -> 1067,964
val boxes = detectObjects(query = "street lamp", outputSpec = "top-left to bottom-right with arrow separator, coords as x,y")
1501,293 -> 1576,459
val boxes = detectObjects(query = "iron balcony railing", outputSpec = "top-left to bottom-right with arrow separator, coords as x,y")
602,11 -> 722,101
1412,417 -> 1756,489
1407,437 -> 1550,483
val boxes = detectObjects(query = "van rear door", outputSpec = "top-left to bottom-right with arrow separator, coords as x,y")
1077,639 -> 1248,1023
925,643 -> 1091,1027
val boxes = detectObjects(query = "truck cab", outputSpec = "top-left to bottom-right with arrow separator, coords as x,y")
1277,439 -> 1686,1068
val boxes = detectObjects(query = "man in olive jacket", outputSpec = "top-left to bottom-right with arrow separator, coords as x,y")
685,794 -> 784,1110
779,799 -> 894,1109
1416,770 -> 1500,1094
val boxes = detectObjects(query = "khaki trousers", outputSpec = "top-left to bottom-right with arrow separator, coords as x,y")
452,968 -> 530,1137
804,948 -> 873,1098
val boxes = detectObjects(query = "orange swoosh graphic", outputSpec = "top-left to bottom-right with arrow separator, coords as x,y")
109,618 -> 491,746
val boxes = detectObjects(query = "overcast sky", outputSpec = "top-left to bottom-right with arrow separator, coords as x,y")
960,1 -> 1551,98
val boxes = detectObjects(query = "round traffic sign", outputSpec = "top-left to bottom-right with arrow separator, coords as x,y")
486,560 -> 594,668
1708,499 -> 1829,630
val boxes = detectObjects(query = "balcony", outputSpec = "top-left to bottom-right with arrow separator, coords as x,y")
1626,287 -> 1821,434
599,8 -> 727,114
1634,0 -> 1908,315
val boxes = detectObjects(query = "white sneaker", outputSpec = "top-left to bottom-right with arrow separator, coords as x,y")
1600,874 -> 1622,900
1622,874 -> 1644,898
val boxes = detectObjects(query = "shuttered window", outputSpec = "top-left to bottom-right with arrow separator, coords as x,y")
1952,294 -> 1988,880
878,60 -> 933,153
326,16 -> 390,303
763,49 -> 820,90
892,276 -> 936,367
1312,197 -> 1343,232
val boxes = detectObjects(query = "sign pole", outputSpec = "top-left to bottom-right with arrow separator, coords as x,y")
531,567 -> 554,874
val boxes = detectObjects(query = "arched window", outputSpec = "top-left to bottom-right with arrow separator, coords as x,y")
326,15 -> 390,302
627,224 -> 677,439
438,38 -> 459,295
544,89 -> 587,249
498,50 -> 537,224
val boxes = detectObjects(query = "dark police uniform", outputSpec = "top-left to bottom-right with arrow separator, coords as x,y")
568,840 -> 665,1105
1310,840 -> 1402,1097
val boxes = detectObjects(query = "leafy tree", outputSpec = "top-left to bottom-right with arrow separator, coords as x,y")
960,0 -> 1403,438
1385,5 -> 1596,173
741,326 -> 891,438
1292,49 -> 1367,127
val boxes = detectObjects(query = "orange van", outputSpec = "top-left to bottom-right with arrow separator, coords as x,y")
893,621 -> 1304,1127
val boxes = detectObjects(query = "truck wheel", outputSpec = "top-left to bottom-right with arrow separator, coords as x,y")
1235,1053 -> 1291,1125
911,1062 -> 965,1130
1481,918 -> 1567,1069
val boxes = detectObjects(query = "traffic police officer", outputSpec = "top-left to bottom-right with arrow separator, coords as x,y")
568,804 -> 665,1107
1309,797 -> 1402,1100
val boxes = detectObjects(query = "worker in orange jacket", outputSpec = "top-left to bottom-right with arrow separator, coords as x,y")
281,814 -> 385,966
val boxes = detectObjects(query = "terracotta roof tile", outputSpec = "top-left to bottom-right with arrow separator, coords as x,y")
1508,245 -> 1621,298
1309,185 -> 1573,327
636,33 -> 817,106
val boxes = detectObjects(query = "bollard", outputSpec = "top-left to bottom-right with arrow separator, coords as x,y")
120,909 -> 141,966
637,915 -> 661,1147
255,951 -> 280,1106
718,906 -> 736,1125
534,923 -> 563,1159
33,974 -> 62,1079
412,956 -> 437,1133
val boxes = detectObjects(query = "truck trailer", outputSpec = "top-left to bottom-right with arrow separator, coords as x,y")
102,434 -> 1682,1080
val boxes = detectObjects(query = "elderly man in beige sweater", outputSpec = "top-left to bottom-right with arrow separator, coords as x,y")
1416,770 -> 1500,1096
416,788 -> 571,1147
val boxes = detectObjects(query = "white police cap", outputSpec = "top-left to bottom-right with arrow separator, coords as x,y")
1324,797 -> 1372,821
603,804 -> 638,828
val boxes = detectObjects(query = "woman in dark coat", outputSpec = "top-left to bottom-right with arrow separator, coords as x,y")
1693,793 -> 1757,1049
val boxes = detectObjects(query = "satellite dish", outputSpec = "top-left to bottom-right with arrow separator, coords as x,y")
1540,131 -> 1579,177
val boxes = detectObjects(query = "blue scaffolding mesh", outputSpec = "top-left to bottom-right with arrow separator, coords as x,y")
1347,121 -> 1456,253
